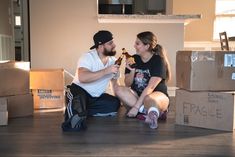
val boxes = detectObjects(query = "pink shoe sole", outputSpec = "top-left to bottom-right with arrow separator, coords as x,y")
136,114 -> 147,121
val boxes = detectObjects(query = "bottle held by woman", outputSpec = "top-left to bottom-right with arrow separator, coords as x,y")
122,48 -> 137,68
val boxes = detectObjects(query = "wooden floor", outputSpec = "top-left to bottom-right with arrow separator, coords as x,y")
1,101 -> 235,157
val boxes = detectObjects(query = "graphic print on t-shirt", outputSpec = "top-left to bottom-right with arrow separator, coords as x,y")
134,69 -> 151,94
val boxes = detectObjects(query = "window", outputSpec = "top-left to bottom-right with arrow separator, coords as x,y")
98,0 -> 166,15
15,15 -> 21,26
213,0 -> 235,40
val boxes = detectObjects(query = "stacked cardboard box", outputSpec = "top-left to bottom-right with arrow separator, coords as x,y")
0,61 -> 33,118
30,69 -> 65,109
0,98 -> 8,126
175,51 -> 235,131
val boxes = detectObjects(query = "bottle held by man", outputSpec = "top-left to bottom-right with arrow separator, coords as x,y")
114,54 -> 124,66
113,53 -> 124,79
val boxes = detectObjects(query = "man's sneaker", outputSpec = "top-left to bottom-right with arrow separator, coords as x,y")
61,114 -> 87,132
71,114 -> 86,129
145,111 -> 159,129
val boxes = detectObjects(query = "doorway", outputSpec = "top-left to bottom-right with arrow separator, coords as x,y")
12,0 -> 30,61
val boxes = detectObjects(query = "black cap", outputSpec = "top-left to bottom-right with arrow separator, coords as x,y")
90,30 -> 113,50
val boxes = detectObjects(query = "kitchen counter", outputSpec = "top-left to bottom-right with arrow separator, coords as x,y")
98,14 -> 201,25
229,36 -> 235,41
97,14 -> 202,86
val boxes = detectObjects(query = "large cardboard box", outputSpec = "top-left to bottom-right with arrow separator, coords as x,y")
30,69 -> 65,109
7,93 -> 34,118
176,51 -> 235,91
0,61 -> 30,96
175,89 -> 235,131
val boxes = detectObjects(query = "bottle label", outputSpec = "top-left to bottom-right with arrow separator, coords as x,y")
113,71 -> 120,79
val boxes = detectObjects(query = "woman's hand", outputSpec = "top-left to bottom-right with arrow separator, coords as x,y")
125,58 -> 136,71
127,106 -> 139,117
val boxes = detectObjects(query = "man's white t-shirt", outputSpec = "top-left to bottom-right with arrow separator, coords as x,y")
72,49 -> 116,97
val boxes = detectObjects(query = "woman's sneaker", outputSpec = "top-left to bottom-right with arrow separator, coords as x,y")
145,111 -> 159,129
136,113 -> 147,121
158,110 -> 168,121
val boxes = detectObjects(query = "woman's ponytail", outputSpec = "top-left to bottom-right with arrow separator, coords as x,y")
154,44 -> 171,82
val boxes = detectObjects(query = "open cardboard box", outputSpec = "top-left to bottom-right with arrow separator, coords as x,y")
30,69 -> 65,109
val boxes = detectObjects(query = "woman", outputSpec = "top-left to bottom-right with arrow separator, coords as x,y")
116,31 -> 171,129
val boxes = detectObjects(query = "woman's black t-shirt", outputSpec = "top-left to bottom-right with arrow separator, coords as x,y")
125,54 -> 168,97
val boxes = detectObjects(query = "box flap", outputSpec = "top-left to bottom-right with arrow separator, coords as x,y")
30,69 -> 65,90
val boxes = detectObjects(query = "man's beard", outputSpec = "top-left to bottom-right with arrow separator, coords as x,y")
103,47 -> 116,56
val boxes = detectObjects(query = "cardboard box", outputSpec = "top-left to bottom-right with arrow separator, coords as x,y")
176,51 -> 235,91
30,69 -> 64,90
7,93 -> 34,118
30,69 -> 65,109
0,98 -> 7,111
0,111 -> 8,126
32,89 -> 64,109
175,89 -> 235,131
0,98 -> 8,126
0,61 -> 30,96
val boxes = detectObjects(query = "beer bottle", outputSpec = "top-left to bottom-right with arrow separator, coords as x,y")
113,54 -> 124,79
115,54 -> 124,66
122,48 -> 137,68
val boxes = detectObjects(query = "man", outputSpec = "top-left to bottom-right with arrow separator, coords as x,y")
62,30 -> 121,131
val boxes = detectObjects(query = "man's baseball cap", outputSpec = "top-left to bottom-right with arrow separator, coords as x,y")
90,30 -> 113,50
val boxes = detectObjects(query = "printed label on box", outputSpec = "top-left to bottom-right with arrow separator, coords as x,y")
224,54 -> 235,67
232,73 -> 235,80
37,89 -> 61,99
33,89 -> 64,109
37,89 -> 52,94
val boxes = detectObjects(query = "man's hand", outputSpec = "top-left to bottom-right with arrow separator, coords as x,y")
104,64 -> 120,75
78,64 -> 119,83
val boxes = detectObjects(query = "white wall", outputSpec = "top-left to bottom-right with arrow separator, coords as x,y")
172,0 -> 215,41
0,0 -> 12,36
30,0 -> 184,86
0,0 -> 14,61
